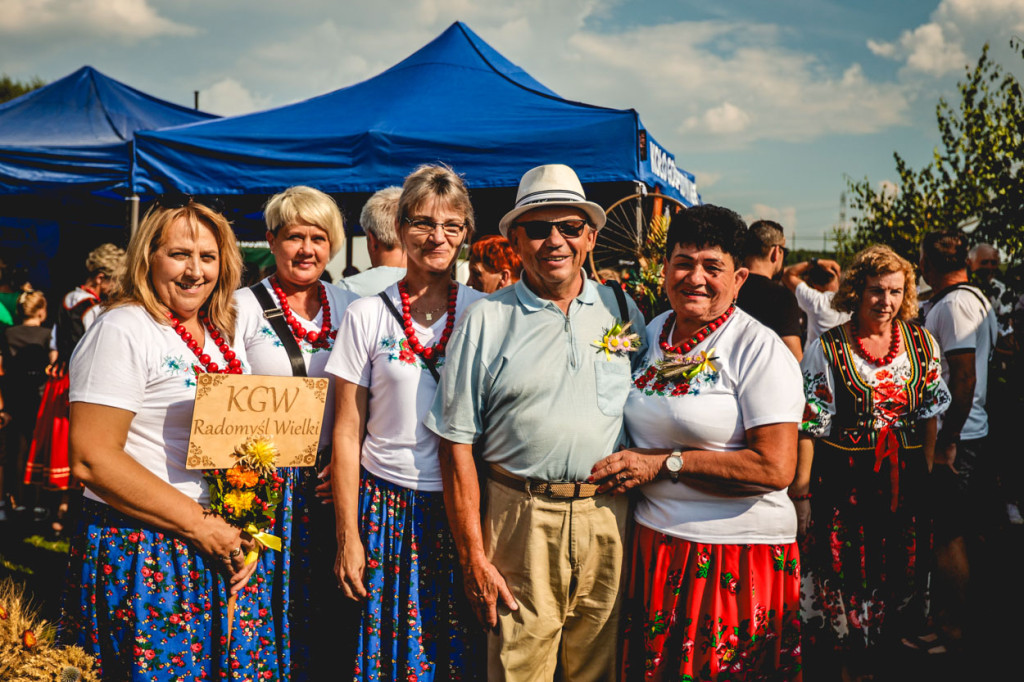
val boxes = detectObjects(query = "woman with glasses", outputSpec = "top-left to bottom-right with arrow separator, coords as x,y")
233,186 -> 359,679
63,199 -> 288,680
325,165 -> 485,681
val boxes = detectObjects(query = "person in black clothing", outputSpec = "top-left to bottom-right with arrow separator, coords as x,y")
0,291 -> 52,520
736,219 -> 803,361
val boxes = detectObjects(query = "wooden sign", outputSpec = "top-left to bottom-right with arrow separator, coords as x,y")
186,374 -> 328,469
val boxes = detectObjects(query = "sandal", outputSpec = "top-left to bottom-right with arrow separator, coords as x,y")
901,632 -> 949,655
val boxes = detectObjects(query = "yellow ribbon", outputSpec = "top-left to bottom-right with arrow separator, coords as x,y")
242,524 -> 282,565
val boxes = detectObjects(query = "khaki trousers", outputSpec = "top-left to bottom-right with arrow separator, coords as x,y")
484,479 -> 629,682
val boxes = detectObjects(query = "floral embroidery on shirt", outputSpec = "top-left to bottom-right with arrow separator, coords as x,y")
162,354 -> 201,388
258,323 -> 323,354
632,355 -> 720,398
801,370 -> 833,435
379,336 -> 446,371
801,359 -> 950,437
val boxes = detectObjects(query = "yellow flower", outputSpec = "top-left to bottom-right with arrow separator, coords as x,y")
223,489 -> 256,513
234,436 -> 278,476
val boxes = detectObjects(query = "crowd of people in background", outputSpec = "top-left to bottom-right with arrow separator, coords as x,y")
0,161 -> 1020,681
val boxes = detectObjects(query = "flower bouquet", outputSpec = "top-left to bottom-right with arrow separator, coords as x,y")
593,320 -> 641,359
203,436 -> 284,642
204,435 -> 285,562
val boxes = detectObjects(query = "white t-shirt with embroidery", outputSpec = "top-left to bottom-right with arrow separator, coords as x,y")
800,325 -> 951,439
922,286 -> 997,440
324,282 -> 485,491
234,278 -> 359,452
625,308 -> 804,544
69,304 -> 249,506
794,282 -> 850,353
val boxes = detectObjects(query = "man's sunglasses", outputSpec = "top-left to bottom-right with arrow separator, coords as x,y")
514,219 -> 589,240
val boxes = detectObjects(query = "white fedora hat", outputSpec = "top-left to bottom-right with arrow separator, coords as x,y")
498,164 -> 606,237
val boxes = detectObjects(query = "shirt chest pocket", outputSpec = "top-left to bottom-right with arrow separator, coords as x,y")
594,358 -> 632,417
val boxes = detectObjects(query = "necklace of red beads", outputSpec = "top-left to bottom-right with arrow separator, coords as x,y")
398,279 -> 458,362
270,277 -> 335,349
168,310 -> 243,374
851,319 -> 901,366
660,304 -> 736,355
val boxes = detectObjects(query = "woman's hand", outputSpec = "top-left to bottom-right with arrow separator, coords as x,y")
315,465 -> 333,504
589,448 -> 668,494
192,511 -> 259,595
335,529 -> 368,601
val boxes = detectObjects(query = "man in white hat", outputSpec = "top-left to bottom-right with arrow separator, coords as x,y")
426,164 -> 647,680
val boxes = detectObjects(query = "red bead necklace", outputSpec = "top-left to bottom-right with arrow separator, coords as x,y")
398,279 -> 458,362
851,319 -> 901,366
269,277 -> 335,349
168,310 -> 244,374
660,304 -> 736,355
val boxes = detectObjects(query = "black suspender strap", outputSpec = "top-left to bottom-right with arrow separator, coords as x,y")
606,282 -> 629,321
250,283 -> 307,378
378,291 -> 441,383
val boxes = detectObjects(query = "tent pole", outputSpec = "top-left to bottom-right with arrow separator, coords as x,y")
128,194 -> 140,235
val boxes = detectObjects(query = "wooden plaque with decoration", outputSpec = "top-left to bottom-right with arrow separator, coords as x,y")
186,374 -> 328,469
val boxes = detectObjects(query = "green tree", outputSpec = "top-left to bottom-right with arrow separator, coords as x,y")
835,43 -> 1024,264
0,73 -> 46,104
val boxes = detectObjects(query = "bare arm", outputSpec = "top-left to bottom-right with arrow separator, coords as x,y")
438,438 -> 517,628
936,351 -> 976,468
782,335 -> 803,362
790,435 -> 815,538
590,421 -> 799,495
781,262 -> 811,292
331,379 -> 369,600
922,416 -> 937,472
70,401 -> 257,593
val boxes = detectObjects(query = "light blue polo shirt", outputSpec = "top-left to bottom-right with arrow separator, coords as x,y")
424,276 -> 646,481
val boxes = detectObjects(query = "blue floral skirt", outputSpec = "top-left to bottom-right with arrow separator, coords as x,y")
61,498 -> 288,681
281,464 -> 355,681
354,471 -> 483,682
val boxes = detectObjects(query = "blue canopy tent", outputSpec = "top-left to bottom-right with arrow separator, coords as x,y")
0,65 -> 216,194
133,21 -> 698,228
0,66 -> 216,289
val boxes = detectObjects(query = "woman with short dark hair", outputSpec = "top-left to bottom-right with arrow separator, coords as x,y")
592,204 -> 805,680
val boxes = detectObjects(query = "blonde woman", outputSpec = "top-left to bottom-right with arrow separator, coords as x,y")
63,199 -> 285,680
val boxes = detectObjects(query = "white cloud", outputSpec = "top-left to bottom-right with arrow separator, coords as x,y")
867,0 -> 1024,76
685,102 -> 751,135
0,0 -> 195,41
748,204 -> 798,232
200,78 -> 270,117
694,170 -> 723,190
558,21 -> 910,149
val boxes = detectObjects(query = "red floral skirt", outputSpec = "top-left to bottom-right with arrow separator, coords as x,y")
24,374 -> 71,490
622,524 -> 803,681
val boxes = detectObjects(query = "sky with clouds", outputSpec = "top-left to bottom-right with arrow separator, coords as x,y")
2,0 -> 1023,249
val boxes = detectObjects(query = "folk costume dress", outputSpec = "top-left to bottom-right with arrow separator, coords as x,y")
324,282 -> 485,682
61,305 -> 289,682
234,278 -> 358,680
622,308 -> 805,682
799,320 -> 950,655
24,287 -> 100,489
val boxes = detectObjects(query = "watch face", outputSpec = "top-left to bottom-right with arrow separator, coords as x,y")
667,454 -> 683,472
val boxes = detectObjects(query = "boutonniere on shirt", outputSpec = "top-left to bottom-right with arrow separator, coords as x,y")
592,319 -> 640,359
655,348 -> 718,383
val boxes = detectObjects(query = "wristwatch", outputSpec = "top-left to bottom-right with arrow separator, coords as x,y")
666,449 -> 684,482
